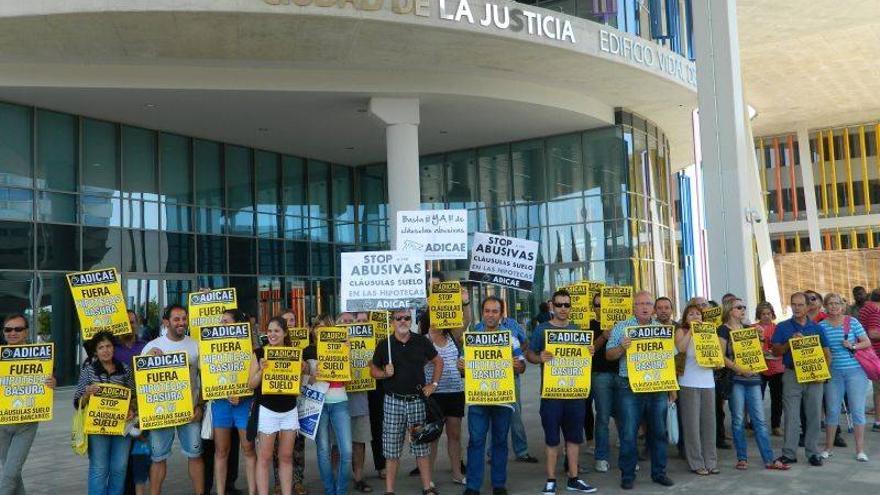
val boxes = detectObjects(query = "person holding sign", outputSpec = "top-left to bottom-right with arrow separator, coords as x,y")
771,292 -> 831,467
673,304 -> 719,476
606,290 -> 675,490
141,304 -> 205,495
819,293 -> 872,461
460,296 -> 527,495
281,309 -> 309,495
527,289 -> 597,495
248,316 -> 302,495
369,308 -> 443,495
716,299 -> 789,471
0,314 -> 57,495
74,332 -> 136,495
755,302 -> 785,437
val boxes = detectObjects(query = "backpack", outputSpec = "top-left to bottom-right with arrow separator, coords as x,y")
843,316 -> 880,381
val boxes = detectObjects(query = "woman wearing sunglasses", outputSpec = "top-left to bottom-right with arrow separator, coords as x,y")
0,314 -> 57,494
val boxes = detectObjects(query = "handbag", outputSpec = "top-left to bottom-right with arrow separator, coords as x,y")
666,402 -> 680,445
411,392 -> 445,445
844,316 -> 880,380
200,401 -> 214,440
71,404 -> 88,456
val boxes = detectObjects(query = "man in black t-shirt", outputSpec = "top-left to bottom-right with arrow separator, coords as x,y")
370,308 -> 443,495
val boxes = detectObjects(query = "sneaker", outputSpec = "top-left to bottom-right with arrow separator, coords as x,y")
492,488 -> 509,495
516,454 -> 540,464
565,478 -> 596,493
873,423 -> 880,432
856,452 -> 869,462
652,475 -> 675,487
808,455 -> 823,467
820,451 -> 832,459
594,460 -> 609,473
620,479 -> 634,490
540,480 -> 557,495
775,455 -> 797,465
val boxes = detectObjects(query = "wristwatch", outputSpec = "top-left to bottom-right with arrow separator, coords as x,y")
431,381 -> 439,387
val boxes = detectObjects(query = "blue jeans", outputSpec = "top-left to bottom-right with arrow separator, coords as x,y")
466,405 -> 512,491
316,401 -> 352,495
510,376 -> 529,457
729,382 -> 774,464
592,372 -> 617,462
88,434 -> 132,495
826,366 -> 869,426
616,375 -> 667,482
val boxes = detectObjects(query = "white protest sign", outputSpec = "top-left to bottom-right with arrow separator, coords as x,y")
340,251 -> 427,312
396,209 -> 468,260
468,232 -> 539,291
297,382 -> 329,440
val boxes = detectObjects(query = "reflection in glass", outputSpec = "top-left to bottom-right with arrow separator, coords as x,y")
0,103 -> 33,188
420,155 -> 444,209
228,237 -> 256,275
161,233 -> 195,274
0,221 -> 33,269
37,223 -> 78,271
0,187 -> 32,221
122,126 -> 158,197
162,203 -> 192,232
445,150 -> 477,206
282,156 -> 307,217
255,150 -> 280,214
332,164 -> 355,223
0,271 -> 33,322
194,139 -> 223,207
82,119 -> 118,194
511,139 -> 546,203
160,133 -> 192,204
547,134 -> 583,199
226,145 -> 254,211
197,235 -> 227,274
82,227 -> 121,270
36,273 -> 79,385
36,110 -> 76,192
259,239 -> 283,275
37,191 -> 75,224
81,195 -> 121,227
478,145 -> 511,208
285,240 -> 309,276
307,160 -> 330,219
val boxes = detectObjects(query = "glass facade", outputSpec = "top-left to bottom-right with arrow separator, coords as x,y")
0,100 -> 675,384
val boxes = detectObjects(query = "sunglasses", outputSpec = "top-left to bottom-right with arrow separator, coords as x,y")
734,305 -> 746,310
553,302 -> 571,308
3,326 -> 26,333
394,315 -> 412,322
807,296 -> 818,302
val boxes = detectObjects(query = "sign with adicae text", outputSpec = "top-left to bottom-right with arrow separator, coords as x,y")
345,324 -> 377,393
429,281 -> 464,329
541,330 -> 593,399
790,335 -> 830,383
188,288 -> 237,337
0,344 -> 54,425
691,322 -> 724,368
463,331 -> 515,405
340,251 -> 427,312
600,286 -> 632,330
288,327 -> 310,350
84,383 -> 131,436
625,325 -> 679,393
468,232 -> 538,291
369,311 -> 390,340
728,327 -> 767,373
568,281 -> 603,328
134,352 -> 194,430
396,209 -> 468,260
198,323 -> 253,400
66,268 -> 131,340
701,307 -> 722,328
316,327 -> 351,382
262,347 -> 302,395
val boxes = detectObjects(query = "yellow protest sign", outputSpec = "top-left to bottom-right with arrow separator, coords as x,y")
316,327 -> 351,381
198,323 -> 253,400
691,322 -> 724,368
134,352 -> 194,430
84,383 -> 131,436
188,288 -> 237,337
288,327 -> 310,350
541,330 -> 593,399
0,344 -> 54,425
567,283 -> 592,328
625,325 -> 679,393
370,311 -> 390,339
345,324 -> 376,392
429,281 -> 464,330
728,327 -> 768,373
66,268 -> 131,340
600,286 -> 633,330
262,347 -> 302,395
702,306 -> 722,328
790,335 -> 830,383
463,331 -> 515,405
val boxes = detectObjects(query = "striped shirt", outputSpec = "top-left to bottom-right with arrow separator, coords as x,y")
820,317 -> 866,371
858,302 -> 880,357
74,358 -> 135,408
424,339 -> 464,393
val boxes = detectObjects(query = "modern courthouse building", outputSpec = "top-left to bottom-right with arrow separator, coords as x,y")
1,0 -> 875,384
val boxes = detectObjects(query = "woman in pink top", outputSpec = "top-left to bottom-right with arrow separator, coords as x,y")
858,289 -> 880,432
755,302 -> 784,436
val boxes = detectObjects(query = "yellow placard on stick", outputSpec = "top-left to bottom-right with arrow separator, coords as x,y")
691,322 -> 724,368
84,383 -> 131,436
188,288 -> 237,336
288,327 -> 310,350
0,344 -> 54,425
702,306 -> 722,328
133,352 -> 194,430
369,311 -> 390,340
541,330 -> 593,399
345,324 -> 377,392
262,347 -> 302,395
790,335 -> 830,383
728,327 -> 768,373
625,325 -> 679,393
198,323 -> 253,400
429,281 -> 464,330
600,286 -> 633,330
567,283 -> 592,329
66,268 -> 131,340
316,327 -> 351,381
463,331 -> 515,405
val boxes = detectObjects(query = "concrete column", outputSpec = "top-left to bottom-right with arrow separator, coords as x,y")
691,0 -> 757,307
368,97 -> 421,248
796,127 -> 823,251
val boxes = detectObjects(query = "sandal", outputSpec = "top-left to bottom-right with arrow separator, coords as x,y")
735,460 -> 748,470
692,468 -> 710,476
422,489 -> 439,495
354,480 -> 374,493
765,460 -> 791,470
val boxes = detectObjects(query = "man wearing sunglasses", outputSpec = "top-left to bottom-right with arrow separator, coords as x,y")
370,308 -> 443,495
527,289 -> 597,494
